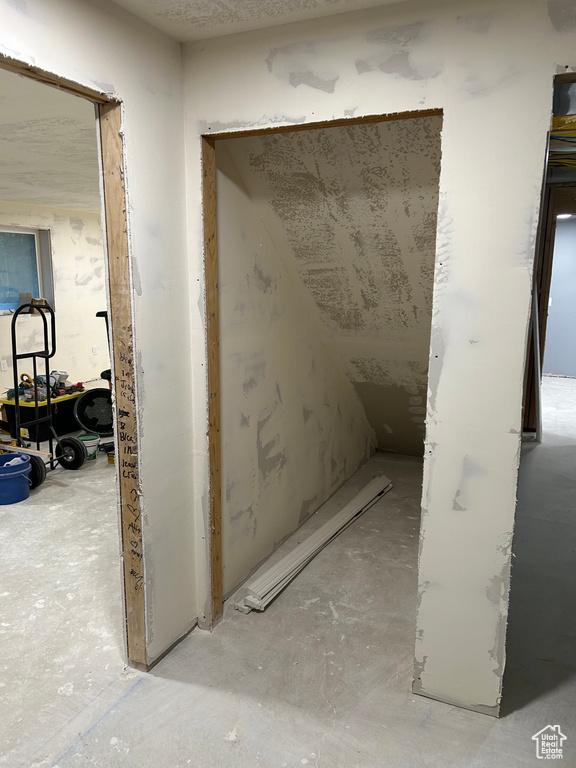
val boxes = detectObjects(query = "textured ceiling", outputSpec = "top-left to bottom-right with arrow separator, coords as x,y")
221,115 -> 442,454
0,68 -> 101,212
109,0 -> 411,42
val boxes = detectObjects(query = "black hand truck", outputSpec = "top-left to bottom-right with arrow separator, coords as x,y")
1,303 -> 87,488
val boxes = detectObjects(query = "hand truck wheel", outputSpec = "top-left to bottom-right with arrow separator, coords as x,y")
29,454 -> 47,488
55,436 -> 87,470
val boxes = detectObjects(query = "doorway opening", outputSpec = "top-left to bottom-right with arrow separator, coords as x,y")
0,56 -> 145,669
542,202 -> 576,379
202,109 -> 443,623
523,74 -> 576,439
505,75 -> 576,715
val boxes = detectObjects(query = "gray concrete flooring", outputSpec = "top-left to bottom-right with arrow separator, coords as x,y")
0,451 -> 125,767
1,377 -> 575,767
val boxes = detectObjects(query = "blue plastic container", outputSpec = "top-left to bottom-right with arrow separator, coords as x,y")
0,454 -> 31,505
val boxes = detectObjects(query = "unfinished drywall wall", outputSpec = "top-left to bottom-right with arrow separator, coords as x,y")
223,116 -> 441,456
183,0 -> 569,713
217,144 -> 373,594
0,202 -> 109,394
0,0 -> 193,664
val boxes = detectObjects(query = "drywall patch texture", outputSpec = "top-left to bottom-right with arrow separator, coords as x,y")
0,202 -> 109,394
217,145 -> 373,594
224,116 -> 441,456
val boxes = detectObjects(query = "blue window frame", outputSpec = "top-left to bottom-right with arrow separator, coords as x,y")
0,229 -> 41,311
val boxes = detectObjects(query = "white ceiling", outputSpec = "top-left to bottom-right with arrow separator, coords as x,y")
109,0 -> 411,42
0,68 -> 101,212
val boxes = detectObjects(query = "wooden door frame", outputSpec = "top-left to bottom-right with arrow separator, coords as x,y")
0,55 -> 146,665
201,108 -> 443,625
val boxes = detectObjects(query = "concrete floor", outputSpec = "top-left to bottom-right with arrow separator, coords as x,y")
1,376 -> 574,767
0,451 -> 124,768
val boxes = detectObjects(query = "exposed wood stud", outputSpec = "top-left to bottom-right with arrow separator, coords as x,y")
554,72 -> 576,85
99,102 -> 147,665
202,136 -> 223,626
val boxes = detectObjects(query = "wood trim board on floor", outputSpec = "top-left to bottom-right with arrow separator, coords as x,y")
235,475 -> 393,613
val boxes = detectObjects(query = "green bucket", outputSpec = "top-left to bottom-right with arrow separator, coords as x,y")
78,432 -> 100,461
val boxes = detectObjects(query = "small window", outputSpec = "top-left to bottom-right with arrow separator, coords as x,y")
0,228 -> 53,311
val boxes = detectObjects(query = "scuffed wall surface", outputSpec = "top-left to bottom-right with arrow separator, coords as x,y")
224,116 -> 441,456
183,0 -> 564,713
0,202 -> 109,394
0,0 -> 194,663
217,145 -> 373,594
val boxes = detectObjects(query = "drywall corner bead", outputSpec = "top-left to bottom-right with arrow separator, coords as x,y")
131,257 -> 143,297
414,577 -> 431,616
426,329 -> 444,413
93,80 -> 116,97
197,489 -> 211,629
495,532 -> 514,560
413,653 -> 427,688
434,256 -> 448,284
486,571 -> 506,609
134,348 -> 146,411
488,612 -> 508,688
